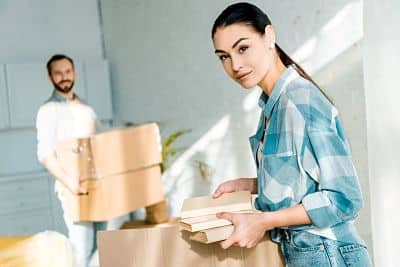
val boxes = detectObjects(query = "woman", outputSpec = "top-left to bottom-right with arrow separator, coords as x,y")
211,2 -> 372,266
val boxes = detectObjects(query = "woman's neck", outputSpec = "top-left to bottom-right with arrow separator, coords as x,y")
258,57 -> 287,96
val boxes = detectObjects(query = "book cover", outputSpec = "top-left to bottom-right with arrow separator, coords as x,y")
189,225 -> 234,244
180,210 -> 254,232
180,191 -> 252,219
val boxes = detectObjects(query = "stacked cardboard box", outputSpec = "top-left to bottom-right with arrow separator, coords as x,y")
179,191 -> 259,243
54,123 -> 166,222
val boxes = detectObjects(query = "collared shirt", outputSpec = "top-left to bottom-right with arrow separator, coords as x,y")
36,91 -> 98,162
250,66 -> 364,245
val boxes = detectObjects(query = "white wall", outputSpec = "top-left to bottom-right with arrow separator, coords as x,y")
364,0 -> 400,266
100,0 -> 372,254
0,0 -> 103,63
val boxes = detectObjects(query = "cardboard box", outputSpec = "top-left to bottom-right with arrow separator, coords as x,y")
55,123 -> 162,179
98,221 -> 285,267
145,199 -> 169,224
55,123 -> 165,222
63,165 -> 164,222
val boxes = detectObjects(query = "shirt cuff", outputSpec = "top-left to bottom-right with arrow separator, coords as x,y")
302,192 -> 335,228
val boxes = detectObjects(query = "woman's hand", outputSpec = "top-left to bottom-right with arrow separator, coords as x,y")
217,205 -> 312,249
217,212 -> 274,249
213,178 -> 257,198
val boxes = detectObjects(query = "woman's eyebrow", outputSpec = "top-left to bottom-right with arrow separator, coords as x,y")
232,37 -> 249,48
214,37 -> 249,54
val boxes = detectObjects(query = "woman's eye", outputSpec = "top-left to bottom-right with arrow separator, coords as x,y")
219,55 -> 229,61
239,46 -> 248,53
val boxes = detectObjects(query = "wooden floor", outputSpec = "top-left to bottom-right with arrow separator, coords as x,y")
0,236 -> 28,250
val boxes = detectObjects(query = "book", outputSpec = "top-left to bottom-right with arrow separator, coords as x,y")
189,225 -> 234,244
180,210 -> 254,232
180,191 -> 252,219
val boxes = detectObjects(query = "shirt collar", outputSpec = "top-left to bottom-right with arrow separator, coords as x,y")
47,90 -> 80,103
258,65 -> 297,118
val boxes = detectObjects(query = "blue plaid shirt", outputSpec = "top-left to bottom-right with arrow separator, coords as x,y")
251,66 -> 365,245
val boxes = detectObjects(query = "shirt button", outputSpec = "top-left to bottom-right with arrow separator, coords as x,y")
319,245 -> 325,251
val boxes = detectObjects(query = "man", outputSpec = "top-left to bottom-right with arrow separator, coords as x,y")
36,54 -> 105,267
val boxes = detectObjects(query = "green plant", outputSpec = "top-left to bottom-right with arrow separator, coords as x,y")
160,129 -> 191,173
160,128 -> 214,182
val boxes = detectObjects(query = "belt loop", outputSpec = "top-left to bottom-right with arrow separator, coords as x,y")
280,229 -> 290,242
284,229 -> 290,241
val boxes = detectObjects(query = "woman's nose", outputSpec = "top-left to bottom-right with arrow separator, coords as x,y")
231,56 -> 242,72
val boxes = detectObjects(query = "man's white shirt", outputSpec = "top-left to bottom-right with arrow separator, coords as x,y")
36,94 -> 97,161
36,91 -> 97,194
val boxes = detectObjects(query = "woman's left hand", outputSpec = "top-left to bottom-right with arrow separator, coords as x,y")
217,212 -> 274,249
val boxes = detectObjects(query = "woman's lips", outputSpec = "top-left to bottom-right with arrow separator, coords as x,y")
237,71 -> 252,81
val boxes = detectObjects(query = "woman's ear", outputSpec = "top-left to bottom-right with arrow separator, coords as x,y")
264,25 -> 276,49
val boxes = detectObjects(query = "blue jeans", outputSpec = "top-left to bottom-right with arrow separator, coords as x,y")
58,189 -> 135,267
64,219 -> 107,267
279,230 -> 372,267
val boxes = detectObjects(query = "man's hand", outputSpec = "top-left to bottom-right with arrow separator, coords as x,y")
217,212 -> 273,249
40,153 -> 88,195
66,176 -> 88,195
213,178 -> 257,198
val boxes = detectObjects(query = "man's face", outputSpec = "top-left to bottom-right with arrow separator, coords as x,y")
48,59 -> 76,93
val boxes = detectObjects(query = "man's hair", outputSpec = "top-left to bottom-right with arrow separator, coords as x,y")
46,54 -> 74,75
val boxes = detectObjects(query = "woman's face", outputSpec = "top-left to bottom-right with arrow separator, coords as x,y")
213,23 -> 274,89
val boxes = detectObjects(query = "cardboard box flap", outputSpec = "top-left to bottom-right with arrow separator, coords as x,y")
121,219 -> 180,230
181,191 -> 252,219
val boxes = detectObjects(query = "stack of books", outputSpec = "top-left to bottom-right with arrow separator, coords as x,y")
179,191 -> 257,244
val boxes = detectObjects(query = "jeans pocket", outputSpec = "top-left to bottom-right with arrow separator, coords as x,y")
283,240 -> 329,267
290,231 -> 325,252
339,243 -> 372,267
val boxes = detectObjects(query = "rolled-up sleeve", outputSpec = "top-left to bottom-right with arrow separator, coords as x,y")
302,115 -> 363,229
36,105 -> 57,162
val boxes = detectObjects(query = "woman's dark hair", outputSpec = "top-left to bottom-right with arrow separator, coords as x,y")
212,2 -> 332,103
46,54 -> 75,75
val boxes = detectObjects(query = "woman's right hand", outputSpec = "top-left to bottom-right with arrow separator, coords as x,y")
213,178 -> 257,198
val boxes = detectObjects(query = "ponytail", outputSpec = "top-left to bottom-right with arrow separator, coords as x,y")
276,44 -> 333,104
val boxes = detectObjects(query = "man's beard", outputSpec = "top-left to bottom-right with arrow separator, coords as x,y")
52,79 -> 75,93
